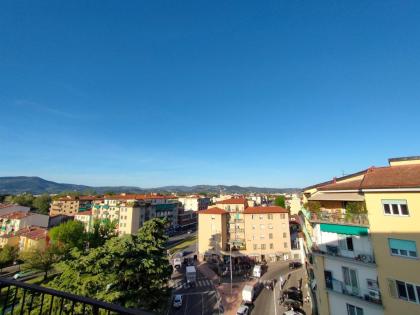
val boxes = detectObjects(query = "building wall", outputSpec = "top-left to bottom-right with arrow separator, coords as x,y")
19,236 -> 46,252
243,212 -> 291,260
328,292 -> 383,315
198,213 -> 227,257
50,199 -> 80,216
0,236 -> 19,248
313,254 -> 330,315
365,191 -> 420,315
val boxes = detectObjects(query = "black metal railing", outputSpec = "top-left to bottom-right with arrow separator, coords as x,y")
0,278 -> 154,315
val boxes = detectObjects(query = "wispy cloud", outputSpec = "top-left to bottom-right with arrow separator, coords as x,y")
14,99 -> 80,119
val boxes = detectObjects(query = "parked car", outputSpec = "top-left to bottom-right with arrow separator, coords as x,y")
173,295 -> 183,308
13,270 -> 36,280
288,261 -> 302,270
236,304 -> 250,315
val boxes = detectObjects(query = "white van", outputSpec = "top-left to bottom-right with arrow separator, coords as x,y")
252,265 -> 262,278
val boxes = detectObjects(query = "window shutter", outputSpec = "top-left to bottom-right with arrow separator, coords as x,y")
388,278 -> 397,298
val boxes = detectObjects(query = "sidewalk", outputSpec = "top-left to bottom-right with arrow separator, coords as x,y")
197,261 -> 256,315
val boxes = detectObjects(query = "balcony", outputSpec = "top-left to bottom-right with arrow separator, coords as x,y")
312,244 -> 375,265
229,219 -> 244,224
327,278 -> 382,306
309,211 -> 369,226
228,228 -> 245,234
0,277 -> 152,315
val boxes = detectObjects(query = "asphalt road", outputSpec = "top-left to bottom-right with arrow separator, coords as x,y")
252,262 -> 296,315
169,291 -> 219,315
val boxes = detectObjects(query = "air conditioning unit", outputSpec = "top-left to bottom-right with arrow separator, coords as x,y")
368,290 -> 381,301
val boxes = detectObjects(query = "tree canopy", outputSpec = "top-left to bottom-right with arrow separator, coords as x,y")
20,244 -> 63,280
0,245 -> 18,272
274,195 -> 286,208
49,220 -> 86,250
47,218 -> 172,312
87,219 -> 118,248
32,194 -> 51,215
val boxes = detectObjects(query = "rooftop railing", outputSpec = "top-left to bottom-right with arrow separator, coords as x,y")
0,278 -> 153,315
309,211 -> 369,226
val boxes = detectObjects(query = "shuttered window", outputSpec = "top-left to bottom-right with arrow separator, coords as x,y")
388,238 -> 417,258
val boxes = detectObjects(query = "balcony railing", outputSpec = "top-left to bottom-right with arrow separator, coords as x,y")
309,211 -> 369,226
228,228 -> 245,234
327,278 -> 382,306
312,244 -> 375,264
0,278 -> 153,315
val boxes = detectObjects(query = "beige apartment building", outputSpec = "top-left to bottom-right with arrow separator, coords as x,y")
215,198 -> 248,251
198,207 -> 228,257
49,195 -> 101,217
198,201 -> 291,262
243,206 -> 291,261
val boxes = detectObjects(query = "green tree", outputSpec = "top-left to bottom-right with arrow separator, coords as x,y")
48,218 -> 172,312
9,193 -> 34,207
20,245 -> 62,281
0,245 -> 18,272
49,220 -> 86,250
274,195 -> 286,208
32,193 -> 51,215
87,219 -> 118,248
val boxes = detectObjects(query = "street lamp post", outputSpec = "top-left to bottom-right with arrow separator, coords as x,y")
230,243 -> 233,295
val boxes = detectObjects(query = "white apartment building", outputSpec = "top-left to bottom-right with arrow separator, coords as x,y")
178,196 -> 210,212
0,211 -> 49,236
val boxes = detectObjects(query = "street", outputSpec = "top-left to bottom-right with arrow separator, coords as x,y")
169,268 -> 219,315
252,263 -> 310,315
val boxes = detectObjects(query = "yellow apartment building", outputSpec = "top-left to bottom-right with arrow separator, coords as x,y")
198,201 -> 291,262
198,207 -> 228,259
243,206 -> 291,262
17,226 -> 48,252
301,156 -> 420,315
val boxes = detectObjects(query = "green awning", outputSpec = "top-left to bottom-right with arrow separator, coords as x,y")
320,223 -> 368,236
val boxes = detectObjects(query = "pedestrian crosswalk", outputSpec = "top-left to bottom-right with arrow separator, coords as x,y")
173,278 -> 213,290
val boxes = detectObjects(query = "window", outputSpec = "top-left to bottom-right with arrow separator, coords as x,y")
261,244 -> 266,250
270,243 -> 274,249
388,239 -> 417,258
346,304 -> 363,315
252,225 -> 256,230
339,236 -> 354,251
394,280 -> 420,304
259,215 -> 264,220
253,244 -> 258,250
382,200 -> 409,216
343,267 -> 359,290
283,232 -> 287,238
251,214 -> 255,220
284,242 -> 288,248
269,233 -> 273,239
268,224 -> 273,229
260,234 -> 265,240
268,214 -> 273,220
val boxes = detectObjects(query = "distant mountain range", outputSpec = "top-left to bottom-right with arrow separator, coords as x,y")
0,176 -> 300,195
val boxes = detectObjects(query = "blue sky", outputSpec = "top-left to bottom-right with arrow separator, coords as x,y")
1,1 -> 420,188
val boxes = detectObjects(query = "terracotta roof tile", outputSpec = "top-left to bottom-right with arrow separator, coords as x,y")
198,207 -> 228,215
362,164 -> 420,189
318,178 -> 364,191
